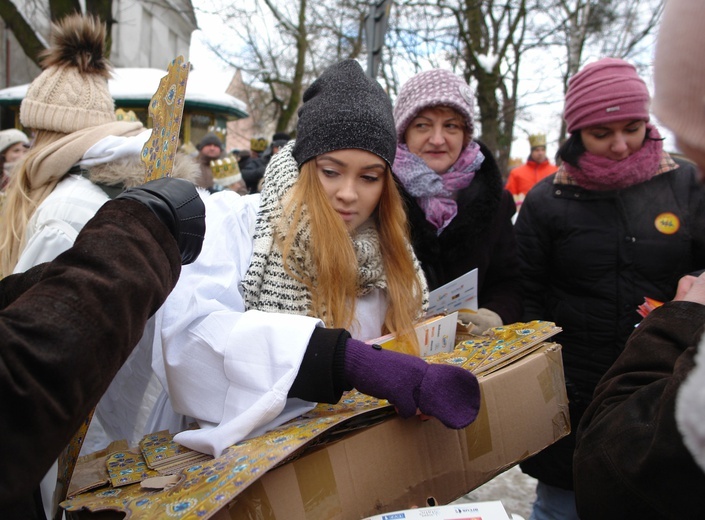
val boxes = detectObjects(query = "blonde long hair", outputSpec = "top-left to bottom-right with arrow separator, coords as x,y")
278,160 -> 424,351
0,130 -> 67,275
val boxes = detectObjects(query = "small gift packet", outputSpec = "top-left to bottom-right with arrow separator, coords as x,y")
139,430 -> 212,473
106,449 -> 158,487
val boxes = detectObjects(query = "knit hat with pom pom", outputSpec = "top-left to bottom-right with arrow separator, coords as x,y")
20,14 -> 115,134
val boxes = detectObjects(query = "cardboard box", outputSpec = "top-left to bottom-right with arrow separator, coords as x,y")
213,343 -> 569,520
66,343 -> 568,520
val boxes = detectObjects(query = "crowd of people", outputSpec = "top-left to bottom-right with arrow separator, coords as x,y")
1,1 -> 705,518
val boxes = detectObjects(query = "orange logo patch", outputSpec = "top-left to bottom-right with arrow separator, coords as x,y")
654,212 -> 680,235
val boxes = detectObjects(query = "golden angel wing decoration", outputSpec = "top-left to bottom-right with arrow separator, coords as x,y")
141,56 -> 190,182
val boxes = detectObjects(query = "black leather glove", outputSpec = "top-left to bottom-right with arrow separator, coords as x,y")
116,178 -> 205,264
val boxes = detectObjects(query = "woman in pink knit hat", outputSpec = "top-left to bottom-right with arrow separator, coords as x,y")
570,3 -> 705,518
515,57 -> 705,520
392,69 -> 522,333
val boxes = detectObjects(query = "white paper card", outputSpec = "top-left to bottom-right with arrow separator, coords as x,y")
363,500 -> 512,520
426,268 -> 478,317
369,312 -> 458,357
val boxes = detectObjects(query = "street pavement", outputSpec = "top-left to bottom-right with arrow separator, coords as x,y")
451,465 -> 538,519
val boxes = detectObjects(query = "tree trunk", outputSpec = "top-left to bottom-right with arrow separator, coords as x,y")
49,0 -> 82,21
276,0 -> 308,133
474,69 -> 500,159
0,1 -> 47,66
85,0 -> 115,57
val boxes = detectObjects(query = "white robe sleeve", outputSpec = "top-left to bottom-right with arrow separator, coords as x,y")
677,333 -> 705,473
13,176 -> 107,274
153,191 -> 322,457
13,219 -> 79,274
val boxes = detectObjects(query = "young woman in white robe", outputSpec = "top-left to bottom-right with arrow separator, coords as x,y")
150,59 -> 482,457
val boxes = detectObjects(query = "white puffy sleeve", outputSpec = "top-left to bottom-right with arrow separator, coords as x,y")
14,176 -> 107,274
153,191 -> 322,457
14,221 -> 78,274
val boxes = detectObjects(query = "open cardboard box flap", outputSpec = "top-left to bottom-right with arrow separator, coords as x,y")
220,343 -> 569,520
65,342 -> 568,519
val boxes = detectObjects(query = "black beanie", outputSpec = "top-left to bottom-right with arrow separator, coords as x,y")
292,60 -> 396,168
197,132 -> 223,151
272,131 -> 291,142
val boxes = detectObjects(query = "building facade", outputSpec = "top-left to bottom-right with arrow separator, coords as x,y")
0,0 -> 198,89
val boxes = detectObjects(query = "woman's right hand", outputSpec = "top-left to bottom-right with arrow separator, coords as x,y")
343,338 -> 481,429
674,271 -> 705,305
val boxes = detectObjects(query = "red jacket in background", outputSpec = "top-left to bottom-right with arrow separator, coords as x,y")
505,160 -> 558,207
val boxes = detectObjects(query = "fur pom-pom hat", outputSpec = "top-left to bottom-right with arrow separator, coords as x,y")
20,14 -> 115,134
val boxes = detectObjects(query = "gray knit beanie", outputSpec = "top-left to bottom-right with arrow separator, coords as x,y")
394,69 -> 475,143
20,14 -> 115,134
292,59 -> 396,168
197,132 -> 224,151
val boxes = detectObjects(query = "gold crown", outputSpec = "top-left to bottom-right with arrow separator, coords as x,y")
208,125 -> 226,142
210,157 -> 243,188
210,157 -> 241,178
115,108 -> 139,122
528,133 -> 546,149
250,137 -> 269,153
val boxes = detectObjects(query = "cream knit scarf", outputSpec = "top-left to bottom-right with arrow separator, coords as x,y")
24,121 -> 144,209
4,121 -> 144,272
242,142 -> 427,320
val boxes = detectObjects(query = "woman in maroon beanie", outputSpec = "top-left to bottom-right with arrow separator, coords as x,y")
515,57 -> 705,519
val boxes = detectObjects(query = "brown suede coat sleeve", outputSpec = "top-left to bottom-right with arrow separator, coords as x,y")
0,199 -> 181,511
574,301 -> 705,518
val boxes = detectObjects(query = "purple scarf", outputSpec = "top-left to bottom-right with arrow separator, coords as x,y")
394,142 -> 484,233
565,125 -> 664,191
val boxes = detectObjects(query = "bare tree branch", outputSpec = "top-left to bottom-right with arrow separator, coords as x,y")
1,1 -> 49,66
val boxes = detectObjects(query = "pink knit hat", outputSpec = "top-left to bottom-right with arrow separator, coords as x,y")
393,69 -> 475,143
564,58 -> 650,133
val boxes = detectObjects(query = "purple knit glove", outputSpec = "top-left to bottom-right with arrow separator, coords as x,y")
343,338 -> 481,429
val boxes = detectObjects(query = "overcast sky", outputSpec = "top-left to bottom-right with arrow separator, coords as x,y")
187,4 -> 677,161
